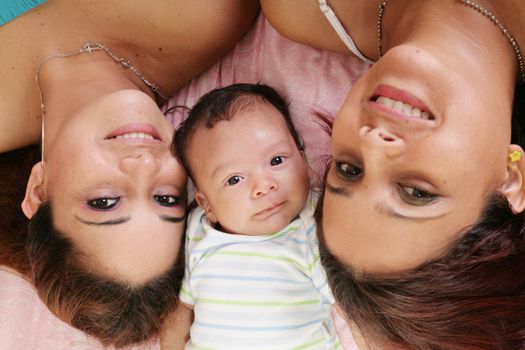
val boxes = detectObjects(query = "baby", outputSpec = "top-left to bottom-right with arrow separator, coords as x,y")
172,83 -> 341,349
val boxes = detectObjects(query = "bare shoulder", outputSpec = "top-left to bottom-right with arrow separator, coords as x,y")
259,0 -> 347,53
74,0 -> 260,39
95,0 -> 262,93
260,0 -> 379,56
40,0 -> 260,60
0,0 -> 260,153
0,8 -> 44,153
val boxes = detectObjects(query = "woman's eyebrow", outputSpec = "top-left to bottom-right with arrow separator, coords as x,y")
75,215 -> 184,226
75,216 -> 131,226
326,182 -> 447,222
159,215 -> 185,223
375,203 -> 449,222
325,182 -> 351,196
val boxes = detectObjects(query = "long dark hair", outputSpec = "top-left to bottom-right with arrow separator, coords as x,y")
0,145 -> 40,275
27,202 -> 184,348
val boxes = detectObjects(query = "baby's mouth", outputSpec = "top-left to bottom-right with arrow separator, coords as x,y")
254,201 -> 286,217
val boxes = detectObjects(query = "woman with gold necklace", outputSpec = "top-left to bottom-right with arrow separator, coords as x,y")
260,0 -> 525,349
0,0 -> 259,347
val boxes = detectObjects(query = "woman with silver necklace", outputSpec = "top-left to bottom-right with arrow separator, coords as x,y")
0,0 -> 259,348
260,0 -> 525,349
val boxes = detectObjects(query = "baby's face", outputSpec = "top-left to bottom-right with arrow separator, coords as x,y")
188,102 -> 309,235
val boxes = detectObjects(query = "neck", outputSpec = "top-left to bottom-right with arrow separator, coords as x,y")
380,0 -> 519,85
38,48 -> 158,153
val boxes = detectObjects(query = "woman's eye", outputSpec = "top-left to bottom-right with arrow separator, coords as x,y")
154,195 -> 181,207
399,185 -> 437,205
270,156 -> 284,166
226,175 -> 243,186
335,161 -> 363,179
86,197 -> 119,210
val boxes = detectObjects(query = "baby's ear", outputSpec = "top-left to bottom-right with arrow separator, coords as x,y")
195,191 -> 217,224
21,162 -> 47,219
500,145 -> 525,214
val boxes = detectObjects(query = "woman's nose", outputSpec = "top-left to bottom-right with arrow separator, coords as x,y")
119,151 -> 161,175
252,174 -> 278,198
359,126 -> 406,158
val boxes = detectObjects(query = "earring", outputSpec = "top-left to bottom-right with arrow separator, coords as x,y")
509,150 -> 522,163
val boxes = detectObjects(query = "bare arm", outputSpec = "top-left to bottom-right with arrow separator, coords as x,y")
160,302 -> 194,350
259,0 -> 378,57
0,0 -> 260,153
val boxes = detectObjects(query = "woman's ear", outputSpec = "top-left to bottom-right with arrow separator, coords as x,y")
500,145 -> 525,213
194,191 -> 217,224
21,162 -> 46,219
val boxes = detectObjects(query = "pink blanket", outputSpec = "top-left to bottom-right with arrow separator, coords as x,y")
164,14 -> 368,187
1,14 -> 368,349
0,267 -> 159,349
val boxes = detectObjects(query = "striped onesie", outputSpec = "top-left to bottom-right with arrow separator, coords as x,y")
180,193 -> 341,349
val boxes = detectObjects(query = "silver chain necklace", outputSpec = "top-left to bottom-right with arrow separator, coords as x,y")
35,42 -> 170,162
376,0 -> 525,83
377,1 -> 387,60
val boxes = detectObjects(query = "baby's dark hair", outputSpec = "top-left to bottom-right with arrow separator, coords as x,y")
172,83 -> 304,182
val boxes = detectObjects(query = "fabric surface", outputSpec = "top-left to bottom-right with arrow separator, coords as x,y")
0,267 -> 159,350
164,14 -> 369,190
0,0 -> 46,26
181,193 -> 341,349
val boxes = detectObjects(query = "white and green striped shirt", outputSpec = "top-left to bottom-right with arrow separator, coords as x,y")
180,193 -> 342,349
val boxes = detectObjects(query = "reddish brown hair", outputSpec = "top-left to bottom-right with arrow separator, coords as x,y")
316,190 -> 525,349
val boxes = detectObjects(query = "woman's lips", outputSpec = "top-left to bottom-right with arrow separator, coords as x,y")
105,123 -> 162,141
370,84 -> 435,121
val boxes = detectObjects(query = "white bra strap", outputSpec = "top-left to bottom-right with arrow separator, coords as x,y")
318,0 -> 376,64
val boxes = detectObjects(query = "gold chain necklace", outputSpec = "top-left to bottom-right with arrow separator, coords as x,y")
35,42 -> 170,162
376,1 -> 525,83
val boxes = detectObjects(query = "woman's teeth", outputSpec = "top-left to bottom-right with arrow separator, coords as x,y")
113,132 -> 155,140
376,96 -> 434,120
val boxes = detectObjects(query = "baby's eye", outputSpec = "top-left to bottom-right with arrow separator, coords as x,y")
335,161 -> 363,180
154,195 -> 181,207
398,185 -> 437,206
270,156 -> 284,166
87,197 -> 119,210
226,175 -> 243,186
